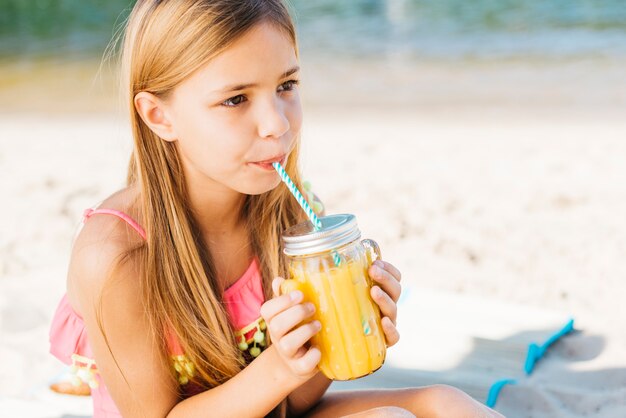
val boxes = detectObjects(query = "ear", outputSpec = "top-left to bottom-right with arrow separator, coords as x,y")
134,92 -> 177,142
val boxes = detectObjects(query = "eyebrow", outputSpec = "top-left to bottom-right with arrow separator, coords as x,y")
216,66 -> 300,93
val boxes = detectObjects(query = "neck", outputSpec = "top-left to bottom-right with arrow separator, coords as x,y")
183,170 -> 248,238
188,184 -> 247,237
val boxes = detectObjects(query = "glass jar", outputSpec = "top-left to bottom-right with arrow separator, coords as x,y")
281,214 -> 386,380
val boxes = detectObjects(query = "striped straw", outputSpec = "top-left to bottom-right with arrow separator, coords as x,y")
273,162 -> 341,266
272,162 -> 322,228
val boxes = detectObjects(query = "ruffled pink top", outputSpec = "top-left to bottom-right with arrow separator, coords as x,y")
49,208 -> 267,417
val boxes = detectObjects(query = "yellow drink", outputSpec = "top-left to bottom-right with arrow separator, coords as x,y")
282,252 -> 386,380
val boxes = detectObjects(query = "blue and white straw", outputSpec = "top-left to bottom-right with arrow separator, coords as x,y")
272,162 -> 323,229
273,162 -> 341,266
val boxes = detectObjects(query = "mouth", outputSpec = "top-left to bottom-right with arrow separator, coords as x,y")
249,154 -> 287,171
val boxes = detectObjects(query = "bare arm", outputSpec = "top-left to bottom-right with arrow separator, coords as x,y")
286,371 -> 332,417
71,218 -> 310,418
168,345 -> 301,417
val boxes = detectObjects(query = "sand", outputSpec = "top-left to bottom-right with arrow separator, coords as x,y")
1,57 -> 625,417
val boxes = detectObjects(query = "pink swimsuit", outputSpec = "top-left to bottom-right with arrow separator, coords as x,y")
48,208 -> 267,417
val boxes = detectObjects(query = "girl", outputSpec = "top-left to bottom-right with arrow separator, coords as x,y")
49,1 -> 503,417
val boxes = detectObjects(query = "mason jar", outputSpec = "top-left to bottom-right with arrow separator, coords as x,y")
281,214 -> 386,380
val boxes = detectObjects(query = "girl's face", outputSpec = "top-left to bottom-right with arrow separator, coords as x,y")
166,22 -> 302,195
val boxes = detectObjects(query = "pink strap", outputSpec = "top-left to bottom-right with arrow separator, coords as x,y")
83,208 -> 147,240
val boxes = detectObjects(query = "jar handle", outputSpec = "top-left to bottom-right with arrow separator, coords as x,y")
361,238 -> 382,265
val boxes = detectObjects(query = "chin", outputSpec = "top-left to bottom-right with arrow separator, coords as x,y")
240,177 -> 283,196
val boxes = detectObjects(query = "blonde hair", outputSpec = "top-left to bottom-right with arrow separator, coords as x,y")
98,0 -> 307,414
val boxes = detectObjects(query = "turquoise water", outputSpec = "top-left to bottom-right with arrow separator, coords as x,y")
1,0 -> 625,60
294,0 -> 626,59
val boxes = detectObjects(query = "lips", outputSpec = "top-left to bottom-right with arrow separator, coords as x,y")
249,154 -> 287,171
252,154 -> 286,164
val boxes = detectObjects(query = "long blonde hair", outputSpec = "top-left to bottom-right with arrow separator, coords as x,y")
99,0 -> 308,411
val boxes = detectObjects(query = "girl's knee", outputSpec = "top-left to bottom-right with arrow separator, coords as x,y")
343,406 -> 416,418
424,384 -> 469,403
408,384 -> 503,418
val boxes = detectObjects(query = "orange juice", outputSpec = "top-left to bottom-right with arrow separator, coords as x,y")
281,232 -> 386,380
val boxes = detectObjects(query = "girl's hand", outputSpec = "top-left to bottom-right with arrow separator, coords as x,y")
368,259 -> 402,347
260,277 -> 322,381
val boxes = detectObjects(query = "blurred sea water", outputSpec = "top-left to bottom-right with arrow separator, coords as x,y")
1,0 -> 625,60
1,0 -> 624,113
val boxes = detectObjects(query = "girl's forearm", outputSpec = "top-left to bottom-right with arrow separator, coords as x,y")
286,371 -> 332,417
167,346 -> 303,418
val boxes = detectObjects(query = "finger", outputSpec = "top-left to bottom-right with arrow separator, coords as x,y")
371,286 -> 397,325
292,346 -> 322,377
381,316 -> 400,347
370,263 -> 402,300
268,302 -> 316,339
278,320 -> 321,358
369,263 -> 401,302
371,272 -> 402,303
272,277 -> 285,297
260,289 -> 303,324
373,259 -> 402,283
292,345 -> 308,359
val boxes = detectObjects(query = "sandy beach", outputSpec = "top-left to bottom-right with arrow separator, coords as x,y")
1,57 -> 625,417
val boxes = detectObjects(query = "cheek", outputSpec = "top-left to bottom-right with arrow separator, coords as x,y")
174,126 -> 247,183
177,110 -> 247,160
288,95 -> 303,132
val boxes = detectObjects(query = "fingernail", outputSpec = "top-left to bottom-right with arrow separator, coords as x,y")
290,290 -> 302,302
371,265 -> 382,275
313,320 -> 321,329
307,303 -> 316,313
374,260 -> 384,268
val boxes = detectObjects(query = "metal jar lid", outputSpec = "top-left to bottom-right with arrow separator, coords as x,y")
282,214 -> 361,256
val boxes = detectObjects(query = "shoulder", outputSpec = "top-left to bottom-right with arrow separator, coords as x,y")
67,186 -> 144,317
82,185 -> 144,244
66,188 -> 180,415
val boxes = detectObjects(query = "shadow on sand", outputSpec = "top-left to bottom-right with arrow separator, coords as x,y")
330,327 -> 625,417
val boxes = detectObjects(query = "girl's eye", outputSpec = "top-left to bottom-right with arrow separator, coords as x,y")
278,79 -> 300,92
220,80 -> 299,108
222,95 -> 246,107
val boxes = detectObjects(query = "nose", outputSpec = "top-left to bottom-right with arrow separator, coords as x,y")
256,96 -> 290,139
